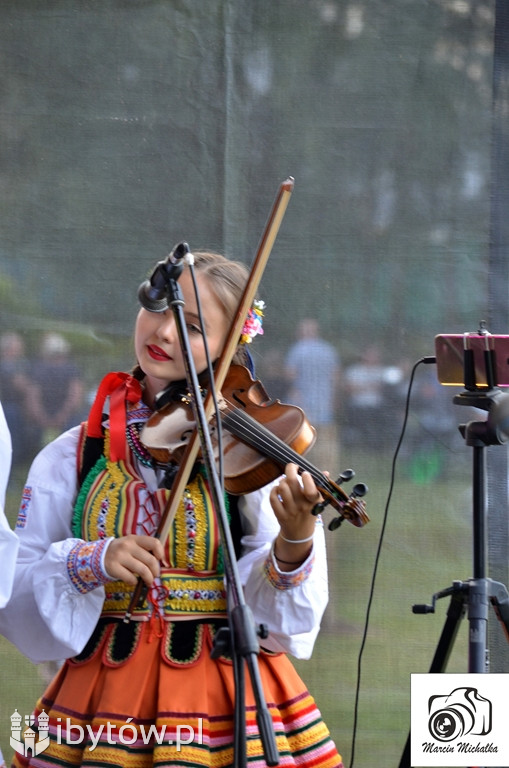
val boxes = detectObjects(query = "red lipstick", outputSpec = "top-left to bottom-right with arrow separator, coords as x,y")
147,345 -> 170,361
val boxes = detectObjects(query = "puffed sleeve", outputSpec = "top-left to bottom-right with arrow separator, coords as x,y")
0,401 -> 17,609
0,513 -> 17,610
0,427 -> 105,663
237,480 -> 329,660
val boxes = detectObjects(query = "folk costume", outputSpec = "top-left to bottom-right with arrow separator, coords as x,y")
1,373 -> 343,768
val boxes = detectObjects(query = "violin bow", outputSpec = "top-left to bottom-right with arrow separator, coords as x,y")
124,177 -> 294,619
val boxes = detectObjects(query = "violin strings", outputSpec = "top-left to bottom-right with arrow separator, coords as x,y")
220,400 -> 339,501
221,402 -> 318,474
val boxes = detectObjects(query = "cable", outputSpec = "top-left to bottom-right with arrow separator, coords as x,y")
348,355 -> 435,768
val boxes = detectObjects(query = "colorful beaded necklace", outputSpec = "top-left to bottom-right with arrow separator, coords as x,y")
126,421 -> 156,468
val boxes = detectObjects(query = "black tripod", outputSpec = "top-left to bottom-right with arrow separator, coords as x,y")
399,383 -> 509,768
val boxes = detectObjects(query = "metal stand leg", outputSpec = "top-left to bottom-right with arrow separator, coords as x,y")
398,584 -> 468,768
398,410 -> 509,768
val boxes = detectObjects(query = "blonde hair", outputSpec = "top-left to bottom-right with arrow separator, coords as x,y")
192,250 -> 247,319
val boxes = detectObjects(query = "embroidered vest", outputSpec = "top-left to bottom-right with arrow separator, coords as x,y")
73,422 -> 229,621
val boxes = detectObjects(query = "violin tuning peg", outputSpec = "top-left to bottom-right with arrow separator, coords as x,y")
328,516 -> 344,531
352,482 -> 368,498
311,501 -> 327,516
337,468 -> 355,484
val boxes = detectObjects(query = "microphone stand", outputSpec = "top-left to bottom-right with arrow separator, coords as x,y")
159,273 -> 279,768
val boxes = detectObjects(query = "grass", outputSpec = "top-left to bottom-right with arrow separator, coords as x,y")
0,445 -> 482,767
291,446 -> 474,768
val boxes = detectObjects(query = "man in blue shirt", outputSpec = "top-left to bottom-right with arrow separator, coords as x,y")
285,318 -> 341,474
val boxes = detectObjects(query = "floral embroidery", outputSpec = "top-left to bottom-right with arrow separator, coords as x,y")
183,489 -> 198,570
88,459 -> 125,539
102,573 -> 228,618
67,539 -> 111,594
97,496 -> 110,539
263,548 -> 315,591
172,473 -> 210,572
162,575 -> 227,616
16,486 -> 32,529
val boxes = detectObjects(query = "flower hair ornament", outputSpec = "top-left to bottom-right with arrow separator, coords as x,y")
240,300 -> 265,344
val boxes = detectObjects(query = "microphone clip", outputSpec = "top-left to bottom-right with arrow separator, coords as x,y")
138,242 -> 190,312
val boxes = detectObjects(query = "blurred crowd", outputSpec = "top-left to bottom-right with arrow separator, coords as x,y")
258,319 -> 463,483
0,331 -> 86,468
1,323 -> 463,481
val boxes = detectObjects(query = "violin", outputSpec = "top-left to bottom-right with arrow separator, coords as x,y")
141,364 -> 369,529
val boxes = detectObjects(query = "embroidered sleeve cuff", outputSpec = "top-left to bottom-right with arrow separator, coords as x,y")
66,538 -> 115,594
263,543 -> 315,591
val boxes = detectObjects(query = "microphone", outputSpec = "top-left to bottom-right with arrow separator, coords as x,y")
138,242 -> 190,312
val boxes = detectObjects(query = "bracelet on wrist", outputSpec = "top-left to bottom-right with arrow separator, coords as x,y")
279,532 -> 314,544
273,539 -> 312,567
275,555 -> 305,565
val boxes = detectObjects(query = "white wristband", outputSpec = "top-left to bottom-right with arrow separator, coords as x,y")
100,536 -> 116,580
279,532 -> 314,544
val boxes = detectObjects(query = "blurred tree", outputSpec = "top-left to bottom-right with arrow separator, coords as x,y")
0,0 -> 494,359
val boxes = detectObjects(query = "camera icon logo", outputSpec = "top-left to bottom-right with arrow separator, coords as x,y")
428,687 -> 492,742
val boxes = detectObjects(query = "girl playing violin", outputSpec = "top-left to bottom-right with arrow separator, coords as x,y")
1,250 -> 344,768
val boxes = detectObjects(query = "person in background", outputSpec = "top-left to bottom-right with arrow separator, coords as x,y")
343,344 -> 403,448
256,346 -> 290,402
0,400 -> 19,768
0,332 -> 41,466
285,317 -> 342,474
1,251 -> 344,768
31,332 -> 85,446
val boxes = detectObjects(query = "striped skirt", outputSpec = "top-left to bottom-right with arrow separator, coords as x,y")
10,621 -> 343,768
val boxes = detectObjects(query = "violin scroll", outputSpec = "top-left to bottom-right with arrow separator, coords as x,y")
320,471 -> 369,531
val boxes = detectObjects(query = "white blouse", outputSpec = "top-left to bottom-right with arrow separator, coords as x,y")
0,425 -> 330,664
0,401 -> 18,609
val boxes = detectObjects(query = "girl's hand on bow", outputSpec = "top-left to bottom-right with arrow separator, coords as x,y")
270,463 -> 322,571
104,534 -> 166,586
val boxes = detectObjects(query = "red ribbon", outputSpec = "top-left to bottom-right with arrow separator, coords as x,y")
147,584 -> 168,642
87,372 -> 143,462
